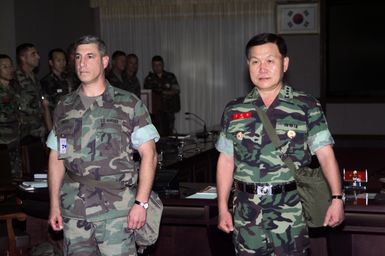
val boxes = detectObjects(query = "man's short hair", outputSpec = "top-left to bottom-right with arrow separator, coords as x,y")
127,53 -> 138,60
111,50 -> 126,60
16,43 -> 35,64
152,55 -> 164,63
48,48 -> 66,61
0,54 -> 12,62
245,33 -> 288,59
74,35 -> 108,56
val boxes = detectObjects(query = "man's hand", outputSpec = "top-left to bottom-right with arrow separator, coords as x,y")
48,207 -> 63,231
218,209 -> 234,233
323,199 -> 344,227
127,204 -> 147,229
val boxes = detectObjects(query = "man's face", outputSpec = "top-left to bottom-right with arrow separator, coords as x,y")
152,61 -> 164,75
247,43 -> 289,92
0,58 -> 14,82
75,43 -> 109,85
113,55 -> 126,72
49,52 -> 67,75
126,56 -> 138,74
21,47 -> 40,69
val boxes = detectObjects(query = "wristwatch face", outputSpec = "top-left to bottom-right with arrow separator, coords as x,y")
135,200 -> 149,209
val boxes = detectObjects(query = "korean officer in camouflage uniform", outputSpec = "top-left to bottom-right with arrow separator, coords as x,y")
41,48 -> 75,122
47,35 -> 159,256
0,54 -> 21,177
216,33 -> 344,255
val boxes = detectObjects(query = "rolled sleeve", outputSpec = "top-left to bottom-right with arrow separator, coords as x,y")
46,129 -> 58,151
131,124 -> 160,149
215,132 -> 234,156
307,130 -> 335,155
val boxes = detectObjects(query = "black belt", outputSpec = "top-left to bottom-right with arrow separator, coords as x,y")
234,180 -> 297,195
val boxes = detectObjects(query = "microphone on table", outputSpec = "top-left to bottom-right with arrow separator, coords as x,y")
185,112 -> 209,139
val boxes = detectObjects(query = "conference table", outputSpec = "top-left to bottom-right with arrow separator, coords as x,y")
17,182 -> 234,256
16,135 -> 385,255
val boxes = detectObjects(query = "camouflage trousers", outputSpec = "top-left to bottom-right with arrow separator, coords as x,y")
63,216 -> 137,256
232,189 -> 310,256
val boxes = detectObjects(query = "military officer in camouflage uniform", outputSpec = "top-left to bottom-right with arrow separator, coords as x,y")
123,53 -> 141,98
0,54 -> 21,177
15,43 -> 51,140
41,48 -> 75,125
143,55 -> 180,136
106,50 -> 127,90
216,33 -> 344,255
47,35 -> 159,256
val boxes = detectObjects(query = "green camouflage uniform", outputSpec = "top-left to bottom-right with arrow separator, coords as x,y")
50,83 -> 159,255
123,74 -> 141,99
143,70 -> 180,136
216,85 -> 334,255
0,80 -> 21,177
15,69 -> 45,140
41,72 -> 74,114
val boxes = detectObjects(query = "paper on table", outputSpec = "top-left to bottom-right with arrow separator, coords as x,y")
186,186 -> 217,199
19,181 -> 48,190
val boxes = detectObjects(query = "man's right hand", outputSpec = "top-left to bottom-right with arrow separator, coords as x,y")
218,209 -> 234,233
49,208 -> 63,231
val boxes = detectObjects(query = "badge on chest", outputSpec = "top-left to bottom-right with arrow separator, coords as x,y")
60,137 -> 67,154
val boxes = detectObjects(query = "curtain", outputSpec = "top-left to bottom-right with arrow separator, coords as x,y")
91,0 -> 275,134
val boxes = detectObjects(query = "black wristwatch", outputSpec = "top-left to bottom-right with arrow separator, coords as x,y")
134,200 -> 149,209
331,195 -> 343,200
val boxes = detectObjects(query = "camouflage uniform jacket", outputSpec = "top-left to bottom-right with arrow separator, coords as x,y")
143,71 -> 180,113
53,83 -> 154,221
0,80 -> 20,144
14,69 -> 45,139
216,85 -> 334,184
106,70 -> 125,90
123,74 -> 141,98
41,72 -> 73,113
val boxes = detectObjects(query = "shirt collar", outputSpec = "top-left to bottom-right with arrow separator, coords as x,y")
243,84 -> 293,104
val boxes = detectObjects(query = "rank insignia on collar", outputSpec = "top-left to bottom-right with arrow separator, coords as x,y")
232,111 -> 252,120
236,132 -> 244,141
287,130 -> 296,139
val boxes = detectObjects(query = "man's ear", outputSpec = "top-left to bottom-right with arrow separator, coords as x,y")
102,56 -> 109,69
48,60 -> 53,68
283,56 -> 289,72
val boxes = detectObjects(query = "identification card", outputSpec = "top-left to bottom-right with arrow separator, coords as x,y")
60,138 -> 67,154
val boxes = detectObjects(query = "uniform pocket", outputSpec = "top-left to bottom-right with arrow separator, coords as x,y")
96,121 -> 123,156
276,119 -> 307,153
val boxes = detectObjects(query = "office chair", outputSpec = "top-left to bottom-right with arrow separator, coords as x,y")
0,145 -> 30,256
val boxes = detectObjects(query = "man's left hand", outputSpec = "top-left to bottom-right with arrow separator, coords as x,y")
127,204 -> 147,229
323,199 -> 344,227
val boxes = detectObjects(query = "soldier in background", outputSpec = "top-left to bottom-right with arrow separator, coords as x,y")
106,50 -> 126,89
143,55 -> 180,136
65,42 -> 81,91
0,54 -> 21,177
215,33 -> 344,255
15,43 -> 51,142
41,48 -> 73,127
47,35 -> 159,255
123,53 -> 141,98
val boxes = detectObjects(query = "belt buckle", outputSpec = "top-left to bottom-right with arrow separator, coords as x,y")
256,185 -> 272,195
